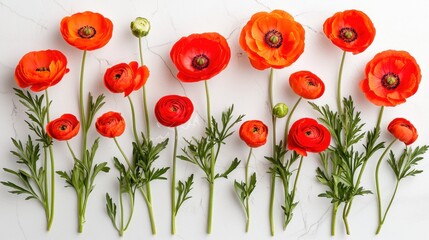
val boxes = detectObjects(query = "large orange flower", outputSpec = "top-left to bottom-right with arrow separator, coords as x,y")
60,11 -> 113,51
15,50 -> 69,92
323,9 -> 375,54
239,10 -> 305,70
360,50 -> 421,106
170,32 -> 231,82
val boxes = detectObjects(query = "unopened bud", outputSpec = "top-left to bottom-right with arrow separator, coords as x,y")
273,103 -> 288,118
130,17 -> 151,38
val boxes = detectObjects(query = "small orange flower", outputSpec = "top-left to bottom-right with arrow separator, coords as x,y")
388,118 -> 418,145
15,50 -> 69,92
95,111 -> 126,138
360,50 -> 421,106
46,114 -> 80,141
323,9 -> 375,54
239,120 -> 268,148
170,32 -> 231,82
239,10 -> 305,70
60,11 -> 113,51
104,61 -> 149,97
287,118 -> 331,156
289,71 -> 325,99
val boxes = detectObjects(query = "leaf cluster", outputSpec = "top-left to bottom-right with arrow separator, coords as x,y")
174,174 -> 194,216
234,172 -> 256,218
387,145 -> 428,181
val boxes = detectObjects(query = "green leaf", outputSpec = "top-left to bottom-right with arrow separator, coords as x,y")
175,174 -> 194,216
215,158 -> 240,179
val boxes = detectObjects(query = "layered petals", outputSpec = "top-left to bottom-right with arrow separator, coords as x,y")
239,120 -> 268,148
388,118 -> 418,145
154,95 -> 194,127
287,118 -> 330,156
289,71 -> 325,99
95,111 -> 126,138
104,61 -> 149,97
46,114 -> 80,141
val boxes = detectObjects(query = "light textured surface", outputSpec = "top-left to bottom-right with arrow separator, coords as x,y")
0,0 -> 428,239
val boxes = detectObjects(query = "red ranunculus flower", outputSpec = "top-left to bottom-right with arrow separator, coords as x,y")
95,111 -> 126,138
15,50 -> 69,92
289,71 -> 325,99
170,32 -> 231,82
239,120 -> 268,148
388,118 -> 418,145
154,95 -> 194,127
287,118 -> 331,156
239,10 -> 305,70
60,11 -> 113,51
46,114 -> 80,141
323,9 -> 375,54
104,61 -> 149,97
360,50 -> 421,107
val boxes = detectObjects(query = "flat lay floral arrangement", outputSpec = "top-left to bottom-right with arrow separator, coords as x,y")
2,4 -> 427,239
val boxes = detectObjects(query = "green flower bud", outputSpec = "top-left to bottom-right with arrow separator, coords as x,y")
130,17 -> 151,38
273,103 -> 288,118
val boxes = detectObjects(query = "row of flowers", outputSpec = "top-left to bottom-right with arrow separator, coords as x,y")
3,7 -> 427,238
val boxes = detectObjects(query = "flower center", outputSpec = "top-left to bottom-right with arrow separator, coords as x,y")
36,67 -> 50,72
114,74 -> 122,79
78,25 -> 97,39
252,126 -> 260,133
192,54 -> 210,70
306,77 -> 316,86
264,30 -> 283,48
381,72 -> 400,90
60,124 -> 68,131
339,27 -> 358,43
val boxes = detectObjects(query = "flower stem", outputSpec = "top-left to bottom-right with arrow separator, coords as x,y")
268,67 -> 276,236
342,202 -> 350,235
331,202 -> 338,236
375,139 -> 396,234
336,51 -> 346,116
127,96 -> 141,145
113,137 -> 132,169
245,147 -> 253,232
205,80 -> 215,234
145,182 -> 156,234
283,97 -> 302,147
45,89 -> 55,231
138,36 -> 150,139
284,156 -> 304,230
171,127 -> 178,234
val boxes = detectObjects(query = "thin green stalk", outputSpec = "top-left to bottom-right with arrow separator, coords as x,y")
45,89 -> 55,230
145,182 -> 156,234
127,96 -> 141,146
375,139 -> 396,234
283,97 -> 302,147
113,138 -> 132,169
342,202 -> 350,235
124,193 -> 135,231
119,189 -> 125,236
205,80 -> 215,234
284,156 -> 304,230
268,67 -> 276,236
138,37 -> 150,139
245,148 -> 253,232
376,180 -> 400,234
337,51 -> 346,116
331,202 -> 338,236
42,147 -> 50,227
171,127 -> 178,234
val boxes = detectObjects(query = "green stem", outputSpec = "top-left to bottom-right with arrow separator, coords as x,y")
376,180 -> 400,234
127,96 -> 141,146
45,90 -> 55,231
205,80 -> 215,234
337,51 -> 346,117
268,67 -> 276,236
245,148 -> 253,232
119,189 -> 125,236
375,139 -> 396,234
138,37 -> 150,139
284,156 -> 304,230
124,192 -> 135,231
145,182 -> 156,234
113,138 -> 132,168
283,97 -> 302,147
342,202 -> 350,235
331,202 -> 338,236
171,127 -> 178,234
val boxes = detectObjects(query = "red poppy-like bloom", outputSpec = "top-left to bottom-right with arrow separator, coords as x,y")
360,50 -> 421,107
60,11 -> 113,51
170,32 -> 231,82
15,50 -> 69,92
95,111 -> 126,138
239,120 -> 268,148
289,71 -> 325,99
46,114 -> 80,141
287,118 -> 331,156
388,118 -> 418,145
154,95 -> 194,127
239,9 -> 305,70
323,9 -> 375,54
104,61 -> 149,97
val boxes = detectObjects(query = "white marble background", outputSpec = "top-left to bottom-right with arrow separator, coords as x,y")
0,0 -> 428,239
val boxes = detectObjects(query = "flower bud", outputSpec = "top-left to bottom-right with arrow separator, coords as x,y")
130,17 -> 150,38
273,103 -> 288,118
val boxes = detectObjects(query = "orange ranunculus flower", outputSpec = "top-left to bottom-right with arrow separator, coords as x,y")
360,50 -> 421,107
239,120 -> 268,148
239,10 -> 305,70
287,118 -> 330,156
46,114 -> 80,141
323,9 -> 375,54
95,111 -> 126,138
170,32 -> 231,82
289,71 -> 325,99
60,11 -> 113,51
104,61 -> 149,97
154,95 -> 194,128
388,118 -> 418,145
15,50 -> 69,92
